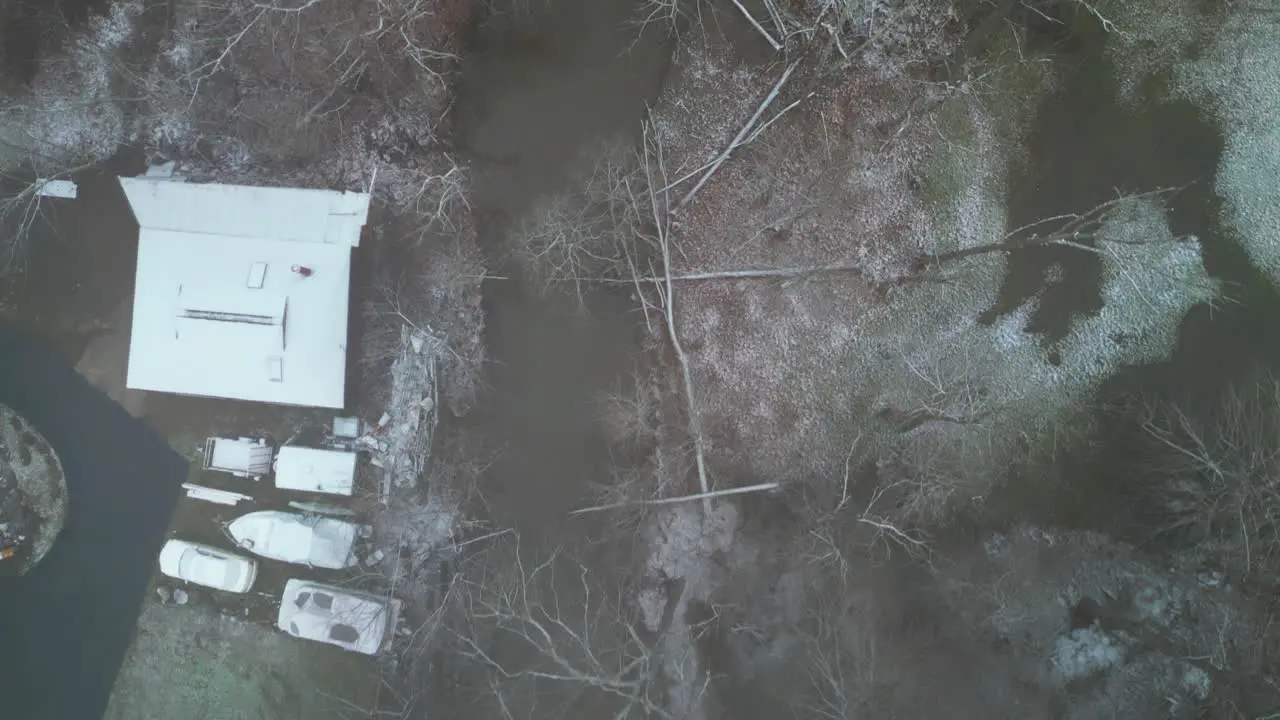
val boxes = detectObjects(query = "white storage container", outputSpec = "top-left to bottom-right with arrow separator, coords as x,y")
273,446 -> 358,497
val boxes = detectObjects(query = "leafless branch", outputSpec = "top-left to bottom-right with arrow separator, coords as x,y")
0,160 -> 96,277
672,58 -> 801,211
570,482 -> 779,515
1137,373 -> 1280,585
512,139 -> 643,306
915,187 -> 1187,274
452,538 -> 668,719
727,0 -> 783,51
641,118 -> 712,511
1072,0 -> 1128,37
794,581 -> 881,720
598,262 -> 866,285
392,158 -> 471,235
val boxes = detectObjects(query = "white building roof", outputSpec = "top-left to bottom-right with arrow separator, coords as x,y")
122,178 -> 370,408
119,178 -> 368,246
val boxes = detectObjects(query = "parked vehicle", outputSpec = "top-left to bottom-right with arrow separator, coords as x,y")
203,437 -> 272,479
277,579 -> 400,655
158,539 -> 258,593
273,446 -> 358,497
226,510 -> 361,569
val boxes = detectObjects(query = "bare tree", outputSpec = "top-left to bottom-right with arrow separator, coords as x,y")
638,118 -> 714,510
388,158 -> 471,237
596,370 -> 663,451
450,536 -> 668,719
798,438 -> 930,582
1138,371 -> 1280,586
138,0 -> 467,206
0,179 -> 54,276
912,187 -> 1188,275
795,590 -> 884,720
510,139 -> 645,305
0,160 -> 95,277
361,232 -> 487,415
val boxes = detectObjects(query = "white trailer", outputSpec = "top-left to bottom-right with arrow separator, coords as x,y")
273,446 -> 358,497
203,437 -> 273,479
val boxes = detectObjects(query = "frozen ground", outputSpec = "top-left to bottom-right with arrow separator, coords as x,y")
106,601 -> 378,720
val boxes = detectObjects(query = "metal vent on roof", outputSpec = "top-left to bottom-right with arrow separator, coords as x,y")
247,262 -> 268,289
180,309 -> 278,325
177,283 -> 285,327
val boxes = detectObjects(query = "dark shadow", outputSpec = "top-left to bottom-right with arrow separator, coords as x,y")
986,48 -> 1222,342
975,20 -> 1280,539
2,148 -> 145,361
0,325 -> 187,720
974,24 -> 1280,543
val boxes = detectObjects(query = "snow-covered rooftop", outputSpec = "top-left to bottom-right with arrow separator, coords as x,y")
273,446 -> 358,497
122,178 -> 369,408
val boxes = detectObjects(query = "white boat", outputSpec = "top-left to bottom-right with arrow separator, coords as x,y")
226,510 -> 359,569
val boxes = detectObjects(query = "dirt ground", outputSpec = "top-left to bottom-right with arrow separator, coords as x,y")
105,601 -> 377,720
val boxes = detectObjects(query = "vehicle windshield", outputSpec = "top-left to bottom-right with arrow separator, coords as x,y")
179,548 -> 232,587
329,624 -> 360,644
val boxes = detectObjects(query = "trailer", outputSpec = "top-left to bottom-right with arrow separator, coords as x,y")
273,446 -> 358,497
203,437 -> 273,479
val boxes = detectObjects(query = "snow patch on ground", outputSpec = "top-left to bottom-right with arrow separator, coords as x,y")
0,0 -> 142,170
1181,663 -> 1211,700
638,502 -> 738,719
1108,0 -> 1280,290
938,526 -> 1259,716
1133,584 -> 1183,627
1050,627 -> 1126,683
641,502 -> 737,624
